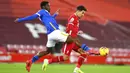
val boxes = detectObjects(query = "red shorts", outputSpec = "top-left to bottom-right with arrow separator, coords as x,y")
62,42 -> 79,56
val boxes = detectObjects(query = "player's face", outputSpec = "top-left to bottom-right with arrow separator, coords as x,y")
45,4 -> 50,12
77,10 -> 86,19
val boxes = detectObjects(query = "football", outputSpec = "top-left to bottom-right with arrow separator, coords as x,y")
99,47 -> 109,56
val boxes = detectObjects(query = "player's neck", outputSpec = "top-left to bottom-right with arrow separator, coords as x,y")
74,12 -> 78,16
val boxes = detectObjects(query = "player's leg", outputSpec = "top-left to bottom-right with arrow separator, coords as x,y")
73,45 -> 87,73
72,45 -> 99,73
42,31 -> 62,71
42,43 -> 73,71
26,47 -> 54,72
64,34 -> 90,52
55,30 -> 90,51
26,34 -> 56,72
42,42 -> 75,72
66,35 -> 81,47
66,36 -> 99,55
74,52 -> 86,73
47,43 -> 74,64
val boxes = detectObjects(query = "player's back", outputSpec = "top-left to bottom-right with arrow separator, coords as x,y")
37,9 -> 59,34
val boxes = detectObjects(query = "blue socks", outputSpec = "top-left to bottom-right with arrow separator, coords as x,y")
31,55 -> 39,63
81,44 -> 90,51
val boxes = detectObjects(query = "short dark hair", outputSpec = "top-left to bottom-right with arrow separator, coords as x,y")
77,5 -> 87,11
40,1 -> 49,9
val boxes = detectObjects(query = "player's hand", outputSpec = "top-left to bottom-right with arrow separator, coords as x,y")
78,30 -> 84,34
55,8 -> 60,15
14,18 -> 19,23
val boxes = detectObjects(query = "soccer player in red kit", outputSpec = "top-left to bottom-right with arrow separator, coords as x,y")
61,6 -> 88,73
42,5 -> 99,73
62,6 -> 100,73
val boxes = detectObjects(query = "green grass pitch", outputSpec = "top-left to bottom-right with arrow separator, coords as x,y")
0,63 -> 129,73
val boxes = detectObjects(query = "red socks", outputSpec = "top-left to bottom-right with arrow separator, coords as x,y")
76,54 -> 87,68
48,56 -> 64,64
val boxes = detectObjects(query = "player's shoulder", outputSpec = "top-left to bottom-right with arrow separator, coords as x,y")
69,14 -> 76,18
36,9 -> 48,15
38,9 -> 46,12
69,14 -> 76,20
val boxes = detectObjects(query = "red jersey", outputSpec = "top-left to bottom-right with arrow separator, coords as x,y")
66,14 -> 79,38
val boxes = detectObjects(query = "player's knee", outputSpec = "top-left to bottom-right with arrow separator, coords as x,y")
78,49 -> 85,54
63,55 -> 69,60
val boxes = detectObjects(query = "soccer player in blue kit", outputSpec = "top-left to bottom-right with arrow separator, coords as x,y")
15,1 -> 90,72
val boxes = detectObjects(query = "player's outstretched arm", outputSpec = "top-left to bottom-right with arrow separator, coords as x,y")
52,8 -> 60,18
78,30 -> 84,34
14,14 -> 39,23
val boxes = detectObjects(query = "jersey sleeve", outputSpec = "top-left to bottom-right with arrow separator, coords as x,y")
67,17 -> 75,28
52,13 -> 58,18
68,17 -> 75,25
17,14 -> 39,22
17,10 -> 44,22
66,17 -> 75,32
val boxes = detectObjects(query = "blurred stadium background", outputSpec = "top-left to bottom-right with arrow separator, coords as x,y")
0,0 -> 130,73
